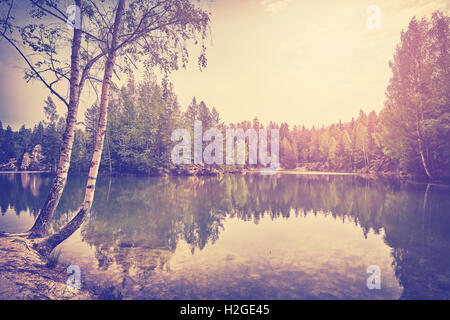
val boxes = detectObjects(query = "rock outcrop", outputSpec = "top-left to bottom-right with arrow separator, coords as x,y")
20,152 -> 32,170
29,145 -> 46,171
171,163 -> 225,176
0,158 -> 18,171
2,145 -> 47,172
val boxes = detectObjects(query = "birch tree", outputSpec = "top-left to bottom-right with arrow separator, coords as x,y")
33,0 -> 211,255
0,0 -> 87,237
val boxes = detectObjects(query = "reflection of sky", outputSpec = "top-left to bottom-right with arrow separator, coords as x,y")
158,214 -> 402,299
0,173 -> 403,299
53,212 -> 402,299
1,0 -> 448,129
0,207 -> 35,233
1,172 -> 450,299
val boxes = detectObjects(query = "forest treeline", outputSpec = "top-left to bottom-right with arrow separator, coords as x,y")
0,84 -> 392,176
0,11 -> 448,180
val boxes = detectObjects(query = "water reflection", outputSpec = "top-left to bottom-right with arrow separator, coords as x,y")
0,173 -> 449,299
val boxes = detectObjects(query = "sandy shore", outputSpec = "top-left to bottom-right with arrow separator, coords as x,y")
0,235 -> 93,300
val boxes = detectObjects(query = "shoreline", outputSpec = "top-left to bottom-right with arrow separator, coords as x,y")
1,168 -> 448,185
0,171 -> 52,174
0,234 -> 94,300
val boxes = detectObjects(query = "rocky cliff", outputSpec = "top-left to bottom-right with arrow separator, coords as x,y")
0,145 -> 48,172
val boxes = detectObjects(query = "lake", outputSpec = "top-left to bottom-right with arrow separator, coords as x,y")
1,172 -> 450,299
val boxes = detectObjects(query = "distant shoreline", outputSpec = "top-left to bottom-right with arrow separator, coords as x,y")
1,168 -> 448,186
0,171 -> 52,174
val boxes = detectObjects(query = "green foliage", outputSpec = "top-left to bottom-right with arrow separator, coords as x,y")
69,74 -> 185,174
0,98 -> 65,171
280,137 -> 297,169
377,11 -> 449,179
1,11 -> 447,179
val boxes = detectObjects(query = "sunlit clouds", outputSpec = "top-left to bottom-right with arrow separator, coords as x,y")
260,0 -> 292,14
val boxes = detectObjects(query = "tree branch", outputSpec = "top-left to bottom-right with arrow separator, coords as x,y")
0,30 -> 69,108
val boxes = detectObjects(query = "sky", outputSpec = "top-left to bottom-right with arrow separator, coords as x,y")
0,0 -> 448,129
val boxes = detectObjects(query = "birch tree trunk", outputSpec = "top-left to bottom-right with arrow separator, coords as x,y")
416,107 -> 433,180
34,0 -> 126,256
30,0 -> 84,238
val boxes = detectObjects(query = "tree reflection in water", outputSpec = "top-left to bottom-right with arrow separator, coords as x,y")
1,173 -> 449,299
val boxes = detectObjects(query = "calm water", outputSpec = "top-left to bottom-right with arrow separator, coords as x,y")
1,172 -> 450,300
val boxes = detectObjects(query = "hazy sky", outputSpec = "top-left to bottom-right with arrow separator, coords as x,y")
0,0 -> 448,129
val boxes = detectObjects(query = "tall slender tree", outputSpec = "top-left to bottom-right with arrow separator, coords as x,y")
0,0 -> 86,236
378,11 -> 449,179
34,0 -> 211,255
